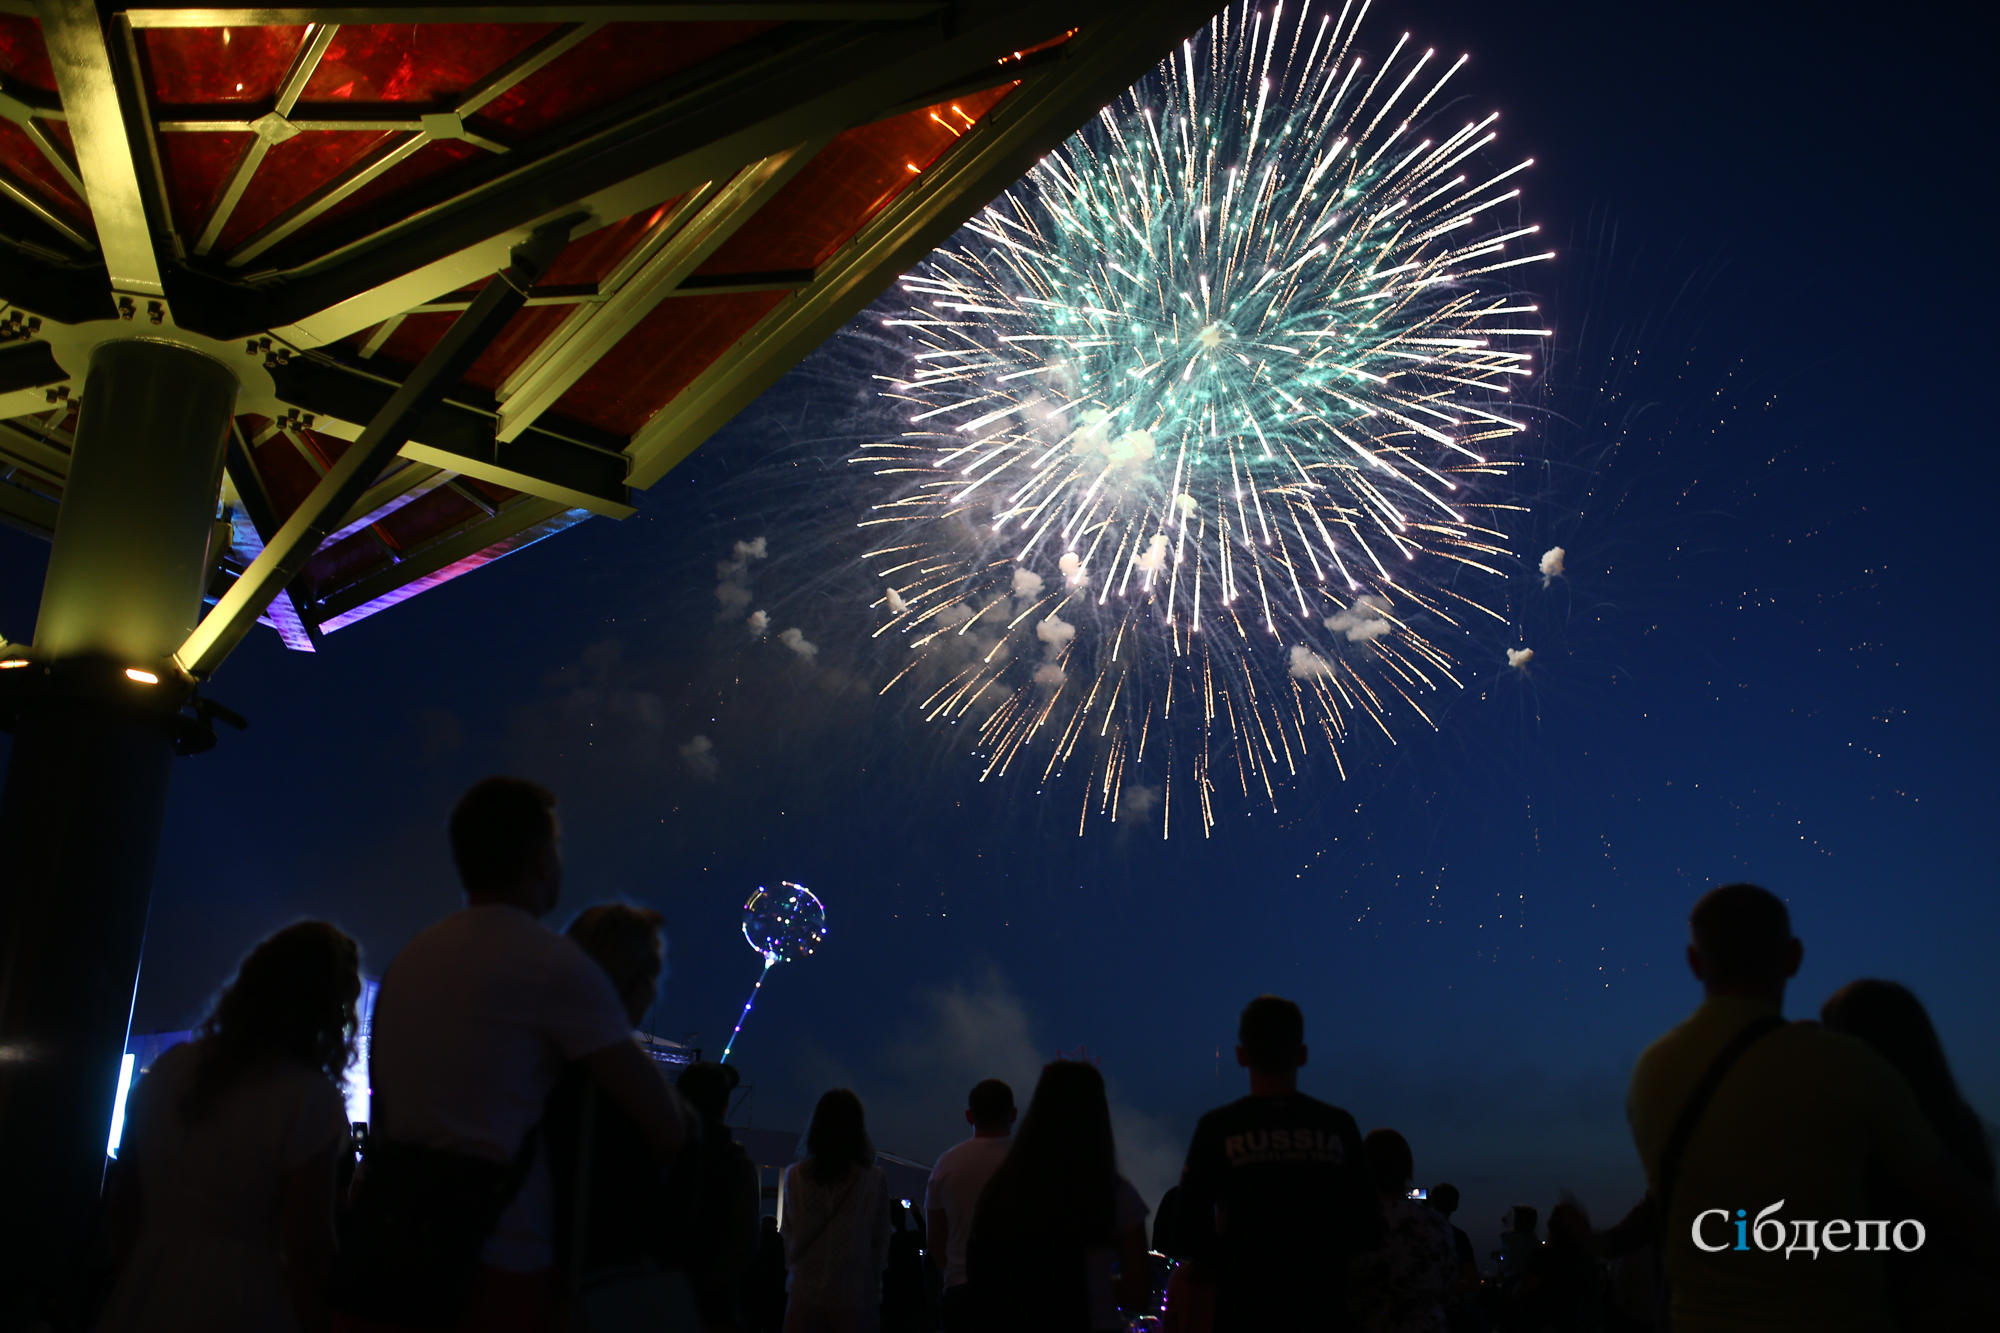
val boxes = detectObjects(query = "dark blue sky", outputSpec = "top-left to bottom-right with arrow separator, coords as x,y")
3,0 -> 1991,1256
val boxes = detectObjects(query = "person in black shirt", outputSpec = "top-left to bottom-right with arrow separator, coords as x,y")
547,905 -> 676,1287
1170,995 -> 1379,1331
741,1214 -> 787,1333
1153,1184 -> 1182,1258
1428,1182 -> 1481,1328
674,1061 -> 761,1330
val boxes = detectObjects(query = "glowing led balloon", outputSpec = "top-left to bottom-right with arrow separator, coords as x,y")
720,881 -> 826,1063
856,0 -> 1549,836
741,880 -> 827,963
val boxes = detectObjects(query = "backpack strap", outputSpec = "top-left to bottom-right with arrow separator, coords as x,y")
1655,1013 -> 1786,1224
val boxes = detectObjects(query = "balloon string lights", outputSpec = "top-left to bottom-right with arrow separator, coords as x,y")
719,952 -> 776,1065
717,881 -> 827,1066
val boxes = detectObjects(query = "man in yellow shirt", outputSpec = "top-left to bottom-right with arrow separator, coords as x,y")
1626,883 -> 1998,1333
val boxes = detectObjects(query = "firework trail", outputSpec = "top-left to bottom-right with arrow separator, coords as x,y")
853,0 -> 1551,835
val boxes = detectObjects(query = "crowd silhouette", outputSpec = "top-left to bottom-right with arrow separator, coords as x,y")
82,779 -> 1998,1333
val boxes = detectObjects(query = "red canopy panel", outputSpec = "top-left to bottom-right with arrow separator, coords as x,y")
551,83 -> 1021,436
305,481 -> 491,591
697,83 -> 1019,277
345,196 -> 689,389
476,22 -> 783,139
142,24 -> 309,102
298,137 -> 484,244
0,119 -> 84,220
296,23 -> 556,103
157,131 -> 252,239
246,417 -> 332,522
542,201 -> 686,287
554,288 -> 792,437
131,21 -> 790,267
211,129 -> 396,253
336,80 -> 1021,440
0,14 -> 55,92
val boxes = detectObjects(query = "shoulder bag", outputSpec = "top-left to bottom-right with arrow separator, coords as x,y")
328,1124 -> 543,1330
567,1081 -> 703,1333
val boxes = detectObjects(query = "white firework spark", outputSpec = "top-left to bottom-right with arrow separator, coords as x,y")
854,0 -> 1550,835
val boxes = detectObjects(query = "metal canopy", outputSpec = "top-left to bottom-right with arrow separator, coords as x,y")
0,0 -> 1222,666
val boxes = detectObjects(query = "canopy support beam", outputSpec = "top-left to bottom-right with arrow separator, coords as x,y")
175,216 -> 578,679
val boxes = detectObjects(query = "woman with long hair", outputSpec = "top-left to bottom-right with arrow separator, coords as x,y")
966,1061 -> 1150,1332
100,920 -> 361,1333
1821,979 -> 1999,1328
780,1088 -> 892,1333
1820,980 -> 1994,1188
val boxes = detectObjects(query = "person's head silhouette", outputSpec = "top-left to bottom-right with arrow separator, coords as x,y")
1687,883 -> 1801,1004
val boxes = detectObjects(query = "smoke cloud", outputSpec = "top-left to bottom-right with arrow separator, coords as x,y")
1059,552 -> 1086,587
1289,645 -> 1335,680
1540,546 -> 1566,586
746,610 -> 768,635
1120,783 -> 1163,822
885,588 -> 908,616
1011,568 -> 1045,600
1326,595 -> 1392,643
714,536 -> 768,617
1507,647 -> 1535,669
779,628 -> 818,662
1037,614 -> 1076,656
1133,533 -> 1169,576
677,734 -> 718,781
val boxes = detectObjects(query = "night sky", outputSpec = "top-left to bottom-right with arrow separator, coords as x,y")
3,1 -> 1992,1260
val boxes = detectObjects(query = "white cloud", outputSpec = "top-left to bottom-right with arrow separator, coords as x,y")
1011,568 -> 1045,600
746,610 -> 769,634
1289,645 -> 1335,680
677,734 -> 718,781
1037,614 -> 1076,657
1119,783 -> 1162,822
1326,595 -> 1392,643
779,628 -> 818,662
1507,647 -> 1534,669
715,536 -> 769,617
1070,408 -> 1113,455
1539,546 -> 1566,584
1103,428 -> 1156,467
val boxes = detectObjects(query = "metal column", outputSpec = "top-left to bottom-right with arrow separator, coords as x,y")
0,339 -> 238,1326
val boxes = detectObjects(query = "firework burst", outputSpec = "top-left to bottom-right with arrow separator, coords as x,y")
853,0 -> 1551,835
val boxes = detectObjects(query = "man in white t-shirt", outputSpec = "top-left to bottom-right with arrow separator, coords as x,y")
926,1078 -> 1015,1332
355,777 -> 691,1333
